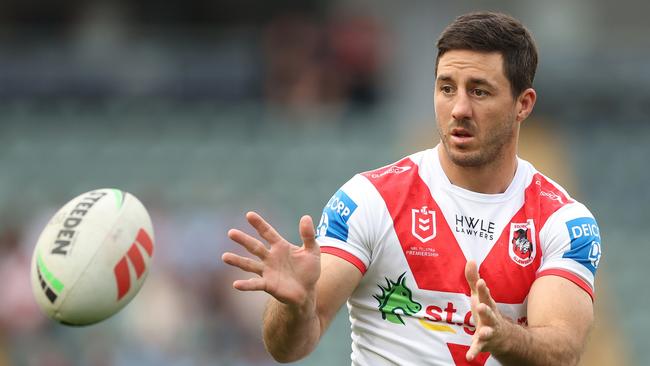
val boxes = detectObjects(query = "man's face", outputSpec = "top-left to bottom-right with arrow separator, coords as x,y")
434,50 -> 519,168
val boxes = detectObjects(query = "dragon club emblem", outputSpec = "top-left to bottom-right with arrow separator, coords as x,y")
509,219 -> 536,266
373,273 -> 422,325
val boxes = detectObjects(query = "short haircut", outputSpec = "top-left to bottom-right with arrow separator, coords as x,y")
436,12 -> 538,97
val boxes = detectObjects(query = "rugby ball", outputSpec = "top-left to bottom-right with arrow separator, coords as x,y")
31,189 -> 154,326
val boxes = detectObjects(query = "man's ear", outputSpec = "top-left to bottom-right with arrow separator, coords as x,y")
516,88 -> 537,123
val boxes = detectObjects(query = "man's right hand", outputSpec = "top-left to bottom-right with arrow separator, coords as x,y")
222,211 -> 321,308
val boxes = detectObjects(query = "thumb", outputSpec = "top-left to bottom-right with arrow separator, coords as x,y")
465,260 -> 480,294
299,215 -> 318,251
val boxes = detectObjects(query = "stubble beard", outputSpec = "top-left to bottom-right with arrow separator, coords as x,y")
437,115 -> 516,168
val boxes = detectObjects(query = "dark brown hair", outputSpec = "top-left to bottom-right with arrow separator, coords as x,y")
436,12 -> 538,97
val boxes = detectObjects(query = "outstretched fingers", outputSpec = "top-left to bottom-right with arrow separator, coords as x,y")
299,215 -> 318,252
465,260 -> 480,294
228,228 -> 270,259
246,211 -> 284,244
465,261 -> 497,308
477,278 -> 498,310
466,338 -> 482,361
464,260 -> 503,361
475,302 -> 499,327
466,325 -> 493,361
232,277 -> 267,292
222,252 -> 264,276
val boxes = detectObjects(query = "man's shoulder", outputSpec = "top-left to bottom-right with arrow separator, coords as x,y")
327,150 -> 428,209
526,171 -> 574,205
519,159 -> 594,227
360,148 -> 432,182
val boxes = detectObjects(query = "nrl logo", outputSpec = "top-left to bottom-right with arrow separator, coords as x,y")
412,206 -> 436,243
509,220 -> 536,267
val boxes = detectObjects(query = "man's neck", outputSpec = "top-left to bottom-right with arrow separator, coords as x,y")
438,147 -> 518,194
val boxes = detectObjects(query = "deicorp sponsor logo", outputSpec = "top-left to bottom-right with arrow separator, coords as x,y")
316,190 -> 358,242
564,217 -> 601,274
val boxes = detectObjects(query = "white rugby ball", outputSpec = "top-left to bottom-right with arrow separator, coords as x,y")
31,188 -> 154,326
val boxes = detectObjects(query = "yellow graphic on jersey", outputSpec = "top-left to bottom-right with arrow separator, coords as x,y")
419,318 -> 456,333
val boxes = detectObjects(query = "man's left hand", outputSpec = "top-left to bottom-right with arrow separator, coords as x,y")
464,260 -> 513,361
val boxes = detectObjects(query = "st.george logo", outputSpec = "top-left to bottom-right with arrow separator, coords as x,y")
412,206 -> 436,243
508,220 -> 536,267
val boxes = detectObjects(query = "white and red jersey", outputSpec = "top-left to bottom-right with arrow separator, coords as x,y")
315,146 -> 601,366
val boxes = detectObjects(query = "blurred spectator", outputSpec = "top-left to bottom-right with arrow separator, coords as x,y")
0,224 -> 44,334
263,13 -> 341,114
328,14 -> 385,107
263,11 -> 385,117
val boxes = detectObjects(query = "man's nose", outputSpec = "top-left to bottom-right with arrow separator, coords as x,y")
451,92 -> 472,121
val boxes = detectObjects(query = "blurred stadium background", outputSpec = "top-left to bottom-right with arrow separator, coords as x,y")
0,0 -> 646,365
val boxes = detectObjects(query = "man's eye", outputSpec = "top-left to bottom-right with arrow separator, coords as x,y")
472,89 -> 489,97
440,85 -> 454,94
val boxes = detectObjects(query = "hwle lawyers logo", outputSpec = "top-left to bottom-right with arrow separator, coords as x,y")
455,214 -> 495,241
412,206 -> 436,243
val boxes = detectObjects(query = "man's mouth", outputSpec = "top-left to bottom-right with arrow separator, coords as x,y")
449,127 -> 475,143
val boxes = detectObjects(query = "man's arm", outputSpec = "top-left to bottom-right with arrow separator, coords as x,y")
465,261 -> 593,366
262,254 -> 362,362
222,212 -> 362,363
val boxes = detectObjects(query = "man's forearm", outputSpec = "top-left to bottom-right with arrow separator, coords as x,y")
491,321 -> 586,366
262,296 -> 321,363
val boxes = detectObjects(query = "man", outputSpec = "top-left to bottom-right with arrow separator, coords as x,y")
222,11 -> 601,365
